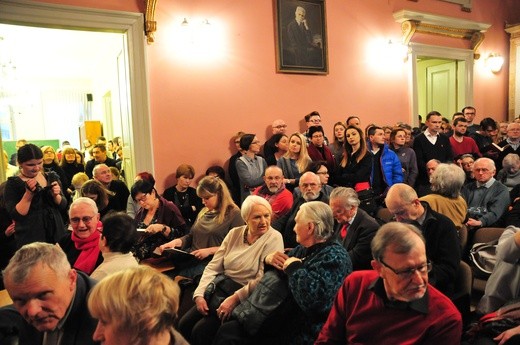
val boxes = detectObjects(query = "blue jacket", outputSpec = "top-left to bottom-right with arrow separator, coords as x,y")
368,143 -> 403,189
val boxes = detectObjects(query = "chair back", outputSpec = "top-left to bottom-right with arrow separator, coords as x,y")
473,227 -> 505,244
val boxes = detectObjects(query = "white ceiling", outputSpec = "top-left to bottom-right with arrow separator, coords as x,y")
0,23 -> 124,80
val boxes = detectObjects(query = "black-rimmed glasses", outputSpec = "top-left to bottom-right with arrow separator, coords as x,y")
379,258 -> 432,280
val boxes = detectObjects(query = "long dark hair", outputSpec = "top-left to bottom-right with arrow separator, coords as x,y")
341,125 -> 368,167
17,143 -> 43,164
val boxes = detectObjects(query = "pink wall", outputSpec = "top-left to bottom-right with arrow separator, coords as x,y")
30,0 -> 520,191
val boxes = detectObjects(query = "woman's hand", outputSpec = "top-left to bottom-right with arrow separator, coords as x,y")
217,294 -> 240,322
146,224 -> 163,234
24,178 -> 39,194
494,325 -> 520,345
191,248 -> 212,260
195,296 -> 209,316
5,222 -> 15,237
158,238 -> 182,252
265,251 -> 289,270
50,181 -> 61,196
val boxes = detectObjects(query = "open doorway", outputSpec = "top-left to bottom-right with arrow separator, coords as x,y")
416,57 -> 466,118
409,43 -> 475,126
0,0 -> 153,183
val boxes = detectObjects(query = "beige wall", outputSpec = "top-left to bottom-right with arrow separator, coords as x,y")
31,0 -> 520,191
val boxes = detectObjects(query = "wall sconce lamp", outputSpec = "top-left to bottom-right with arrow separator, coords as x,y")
180,18 -> 211,27
486,53 -> 504,73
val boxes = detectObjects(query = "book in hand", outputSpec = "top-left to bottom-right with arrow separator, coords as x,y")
161,247 -> 194,260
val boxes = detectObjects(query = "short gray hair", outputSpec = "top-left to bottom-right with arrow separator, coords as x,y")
69,197 -> 98,216
3,242 -> 71,284
241,195 -> 272,221
430,163 -> 465,199
502,153 -> 520,171
371,222 -> 425,261
92,163 -> 109,177
330,187 -> 360,208
298,201 -> 334,241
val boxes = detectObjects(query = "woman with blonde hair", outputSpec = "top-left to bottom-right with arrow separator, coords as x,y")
41,145 -> 69,190
328,122 -> 347,166
160,176 -> 244,278
59,146 -> 85,190
88,266 -> 188,345
277,132 -> 312,191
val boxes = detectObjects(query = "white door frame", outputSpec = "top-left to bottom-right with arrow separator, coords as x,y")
0,0 -> 153,181
409,43 -> 474,126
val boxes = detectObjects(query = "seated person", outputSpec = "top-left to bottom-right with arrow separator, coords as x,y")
420,163 -> 467,228
90,212 -> 139,281
88,266 -> 188,344
252,166 -> 293,221
496,153 -> 520,191
131,179 -> 187,261
178,196 -> 283,345
315,222 -> 462,344
329,187 -> 379,270
477,226 -> 520,315
213,201 -> 352,345
58,197 -> 103,275
462,158 -> 509,229
163,164 -> 204,228
79,179 -> 112,219
293,161 -> 333,199
159,176 -> 244,279
2,242 -> 98,345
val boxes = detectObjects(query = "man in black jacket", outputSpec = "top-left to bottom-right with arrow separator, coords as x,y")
329,187 -> 379,270
2,242 -> 98,345
272,172 -> 328,248
385,183 -> 461,297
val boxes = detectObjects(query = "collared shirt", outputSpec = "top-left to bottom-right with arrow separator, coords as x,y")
369,277 -> 429,314
507,138 -> 520,151
42,288 -> 76,345
477,177 -> 496,189
424,129 -> 438,145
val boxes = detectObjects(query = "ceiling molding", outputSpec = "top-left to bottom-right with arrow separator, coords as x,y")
394,10 -> 491,59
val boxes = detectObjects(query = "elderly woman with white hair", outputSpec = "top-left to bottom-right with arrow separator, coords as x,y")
178,195 -> 283,345
497,153 -> 520,191
214,201 -> 352,345
420,163 -> 467,228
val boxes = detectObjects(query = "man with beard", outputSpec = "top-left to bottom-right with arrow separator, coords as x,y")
272,172 -> 328,248
252,166 -> 293,221
449,117 -> 481,158
1,242 -> 98,344
316,222 -> 462,344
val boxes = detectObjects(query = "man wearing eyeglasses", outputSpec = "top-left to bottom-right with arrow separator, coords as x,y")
272,172 -> 328,248
302,111 -> 329,146
58,197 -> 103,275
316,222 -> 462,344
384,183 -> 460,297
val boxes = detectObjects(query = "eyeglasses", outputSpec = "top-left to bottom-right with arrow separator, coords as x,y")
135,193 -> 150,203
70,216 -> 95,225
316,171 -> 329,175
379,258 -> 432,280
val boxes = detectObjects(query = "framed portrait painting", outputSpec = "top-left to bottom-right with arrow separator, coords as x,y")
274,0 -> 328,75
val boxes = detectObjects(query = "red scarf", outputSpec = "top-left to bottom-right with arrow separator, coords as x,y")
71,227 -> 101,275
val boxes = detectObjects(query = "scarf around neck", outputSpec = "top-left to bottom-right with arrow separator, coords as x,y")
71,228 -> 101,274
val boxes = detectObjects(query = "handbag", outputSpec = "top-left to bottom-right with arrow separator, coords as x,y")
469,241 -> 498,278
357,187 -> 377,216
132,232 -> 169,261
203,274 -> 242,314
233,269 -> 297,336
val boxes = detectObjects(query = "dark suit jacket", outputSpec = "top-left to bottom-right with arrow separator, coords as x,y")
333,208 -> 379,271
272,192 -> 329,248
413,132 -> 453,185
1,271 -> 99,345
